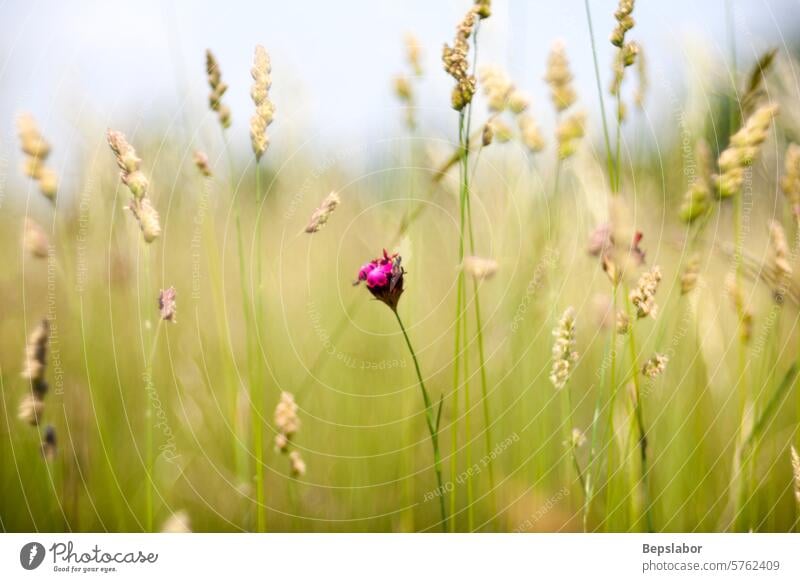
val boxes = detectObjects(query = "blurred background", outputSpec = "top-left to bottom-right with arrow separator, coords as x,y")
1,0 -> 800,533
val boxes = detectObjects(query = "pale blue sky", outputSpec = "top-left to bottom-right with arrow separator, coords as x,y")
0,0 -> 797,172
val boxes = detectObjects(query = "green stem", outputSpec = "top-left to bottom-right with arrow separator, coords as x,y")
393,308 -> 447,531
253,163 -> 266,533
624,296 -> 654,533
583,0 -> 616,193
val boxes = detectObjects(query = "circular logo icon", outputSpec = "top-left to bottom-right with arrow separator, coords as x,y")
20,542 -> 46,570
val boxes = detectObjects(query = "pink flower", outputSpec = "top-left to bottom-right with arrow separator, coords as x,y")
355,249 -> 405,310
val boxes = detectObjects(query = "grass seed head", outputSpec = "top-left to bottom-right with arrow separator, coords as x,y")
304,191 -> 341,233
544,41 -> 577,112
556,110 -> 586,159
250,45 -> 275,160
442,8 -> 478,111
713,103 -> 779,198
41,425 -> 57,461
206,49 -> 231,129
159,287 -> 177,322
629,266 -> 662,319
642,353 -> 668,378
550,307 -> 577,390
518,113 -> 545,153
781,143 -> 800,220
193,150 -> 213,177
23,218 -> 50,259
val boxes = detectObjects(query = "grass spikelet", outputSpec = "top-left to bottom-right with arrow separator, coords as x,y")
206,49 -> 231,129
518,113 -> 545,153
250,45 -> 275,160
41,425 -> 57,461
556,111 -> 586,160
642,353 -> 668,378
304,191 -> 341,233
550,307 -> 578,390
193,150 -> 213,177
781,143 -> 800,222
726,273 -> 753,343
629,266 -> 662,320
16,113 -> 58,202
442,7 -> 478,111
19,319 -> 49,426
713,104 -> 779,199
274,391 -> 300,452
106,130 -> 160,243
544,41 -> 577,112
679,139 -> 713,223
680,254 -> 701,295
23,218 -> 50,259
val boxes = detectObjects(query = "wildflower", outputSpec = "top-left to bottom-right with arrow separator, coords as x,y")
442,8 -> 478,111
17,113 -> 58,202
713,104 -> 779,198
550,307 -> 578,390
556,111 -> 586,160
206,49 -> 231,129
642,353 -> 668,378
289,450 -> 306,477
23,218 -> 50,259
41,425 -> 57,461
629,266 -> 662,319
159,287 -> 177,323
161,510 -> 192,533
544,41 -> 577,112
781,143 -> 800,221
518,113 -> 545,153
463,256 -> 498,280
250,45 -> 275,160
193,150 -> 212,177
304,191 -> 341,233
355,249 -> 405,311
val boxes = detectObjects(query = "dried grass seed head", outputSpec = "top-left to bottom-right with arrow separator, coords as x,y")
642,353 -> 668,378
781,143 -> 800,219
550,307 -> 578,390
714,103 -> 779,198
442,8 -> 478,111
305,191 -> 341,233
250,45 -> 275,160
193,150 -> 213,177
544,41 -> 577,112
23,218 -> 50,259
629,265 -> 662,319
206,49 -> 231,129
518,113 -> 545,153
